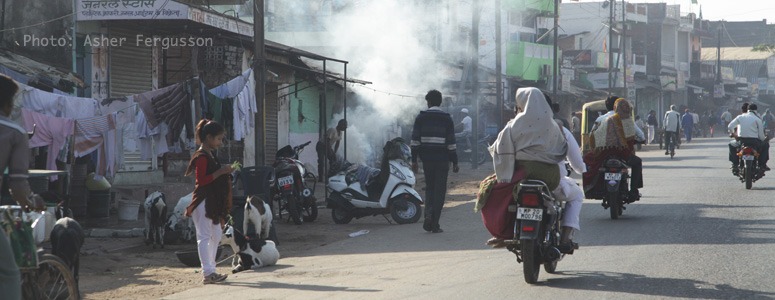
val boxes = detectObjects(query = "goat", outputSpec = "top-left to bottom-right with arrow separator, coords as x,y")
220,224 -> 280,273
143,191 -> 167,249
244,195 -> 272,240
166,192 -> 195,243
51,217 -> 85,286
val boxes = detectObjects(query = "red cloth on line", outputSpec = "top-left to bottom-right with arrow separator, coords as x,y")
194,156 -> 215,186
481,167 -> 527,240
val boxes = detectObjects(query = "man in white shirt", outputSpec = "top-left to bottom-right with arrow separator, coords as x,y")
663,105 -> 681,155
316,119 -> 347,180
728,103 -> 769,171
455,108 -> 472,149
721,109 -> 733,128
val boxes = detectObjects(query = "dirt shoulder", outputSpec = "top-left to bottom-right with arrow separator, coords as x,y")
79,165 -> 492,300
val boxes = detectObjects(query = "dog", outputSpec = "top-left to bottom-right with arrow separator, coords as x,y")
244,195 -> 272,239
220,224 -> 280,273
51,217 -> 85,285
143,191 -> 167,249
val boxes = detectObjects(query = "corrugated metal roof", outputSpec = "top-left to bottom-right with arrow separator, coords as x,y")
701,47 -> 774,61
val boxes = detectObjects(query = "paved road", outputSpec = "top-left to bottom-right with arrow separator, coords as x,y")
165,137 -> 775,300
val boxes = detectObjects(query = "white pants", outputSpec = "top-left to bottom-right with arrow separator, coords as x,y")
648,125 -> 655,144
553,176 -> 583,230
192,202 -> 222,276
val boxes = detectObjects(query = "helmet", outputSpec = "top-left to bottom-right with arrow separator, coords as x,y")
461,108 -> 469,114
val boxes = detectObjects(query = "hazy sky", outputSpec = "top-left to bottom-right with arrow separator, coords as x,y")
574,0 -> 775,22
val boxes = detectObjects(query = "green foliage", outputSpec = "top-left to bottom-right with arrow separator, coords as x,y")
753,44 -> 775,53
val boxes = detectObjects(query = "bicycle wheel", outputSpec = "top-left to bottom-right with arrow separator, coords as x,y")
27,254 -> 79,300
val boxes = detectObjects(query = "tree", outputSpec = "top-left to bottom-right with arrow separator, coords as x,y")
752,44 -> 775,53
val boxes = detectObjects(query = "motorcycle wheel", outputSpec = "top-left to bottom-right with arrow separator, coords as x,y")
477,144 -> 490,165
607,192 -> 620,220
286,195 -> 303,225
521,240 -> 541,284
331,207 -> 353,224
302,199 -> 319,222
390,198 -> 422,224
745,165 -> 753,190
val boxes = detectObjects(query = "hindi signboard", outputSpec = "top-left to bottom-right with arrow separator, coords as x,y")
77,0 -> 189,21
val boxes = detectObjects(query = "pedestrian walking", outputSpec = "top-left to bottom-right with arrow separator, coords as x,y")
707,110 -> 717,137
647,110 -> 658,144
184,119 -> 233,284
571,112 -> 581,144
411,90 -> 459,233
682,109 -> 694,143
0,75 -> 31,300
721,109 -> 733,129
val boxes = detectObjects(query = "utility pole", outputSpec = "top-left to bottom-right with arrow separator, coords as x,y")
716,23 -> 722,84
622,0 -> 627,100
254,0 -> 266,166
495,0 -> 503,129
608,0 -> 614,95
471,1 -> 480,169
552,0 -> 559,97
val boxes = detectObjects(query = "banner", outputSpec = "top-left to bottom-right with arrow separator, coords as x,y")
77,0 -> 189,21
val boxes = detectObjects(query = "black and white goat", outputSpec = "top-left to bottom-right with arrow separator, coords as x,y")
51,217 -> 85,285
166,192 -> 195,243
220,224 -> 280,273
244,195 -> 272,239
144,191 -> 167,249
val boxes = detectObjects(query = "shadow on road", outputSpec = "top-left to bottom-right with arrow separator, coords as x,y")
579,203 -> 775,246
544,271 -> 775,299
221,280 -> 381,293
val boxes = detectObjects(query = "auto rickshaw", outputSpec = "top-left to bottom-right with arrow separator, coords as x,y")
580,99 -> 608,154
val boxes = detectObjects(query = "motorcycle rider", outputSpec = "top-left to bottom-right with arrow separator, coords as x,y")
455,108 -> 473,150
663,105 -> 681,155
728,103 -> 770,173
583,98 -> 644,201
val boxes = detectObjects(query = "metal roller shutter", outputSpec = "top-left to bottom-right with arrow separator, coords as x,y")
265,83 -> 279,165
110,28 -> 153,97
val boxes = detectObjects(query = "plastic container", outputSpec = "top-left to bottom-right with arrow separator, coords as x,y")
85,173 -> 111,191
87,190 -> 111,218
117,200 -> 140,221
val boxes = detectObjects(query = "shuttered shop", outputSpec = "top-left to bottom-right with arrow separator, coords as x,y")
110,28 -> 153,97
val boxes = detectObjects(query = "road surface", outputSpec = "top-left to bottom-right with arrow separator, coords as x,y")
165,137 -> 775,300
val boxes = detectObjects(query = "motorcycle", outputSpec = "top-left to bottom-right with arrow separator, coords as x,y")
326,138 -> 423,224
271,141 -> 318,225
456,134 -> 493,166
598,157 -> 634,219
731,133 -> 769,190
505,179 -> 572,284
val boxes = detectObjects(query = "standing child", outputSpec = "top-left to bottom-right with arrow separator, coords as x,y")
184,119 -> 233,284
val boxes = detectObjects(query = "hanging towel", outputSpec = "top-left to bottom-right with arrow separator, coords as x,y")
136,110 -> 170,160
209,69 -> 252,99
74,114 -> 116,157
135,83 -> 192,144
21,108 -> 74,181
18,83 -> 99,119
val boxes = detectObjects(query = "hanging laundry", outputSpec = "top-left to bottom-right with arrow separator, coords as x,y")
136,109 -> 170,160
232,71 -> 257,141
135,82 -> 192,144
209,69 -> 252,99
17,83 -> 99,119
74,114 -> 116,157
205,91 -> 233,137
21,108 -> 74,181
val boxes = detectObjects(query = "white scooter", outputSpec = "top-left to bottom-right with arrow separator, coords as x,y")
326,138 -> 423,224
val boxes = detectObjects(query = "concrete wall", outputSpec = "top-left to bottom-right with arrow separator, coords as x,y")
2,0 -> 73,70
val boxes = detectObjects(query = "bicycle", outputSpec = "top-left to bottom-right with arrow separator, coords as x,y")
1,206 -> 79,299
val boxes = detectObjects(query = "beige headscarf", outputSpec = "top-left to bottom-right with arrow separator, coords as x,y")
591,98 -> 637,149
490,87 -> 568,182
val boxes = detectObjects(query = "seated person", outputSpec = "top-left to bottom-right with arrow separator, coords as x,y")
583,98 -> 644,200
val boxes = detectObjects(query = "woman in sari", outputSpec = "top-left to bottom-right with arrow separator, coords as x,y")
480,87 -> 568,248
583,98 -> 643,200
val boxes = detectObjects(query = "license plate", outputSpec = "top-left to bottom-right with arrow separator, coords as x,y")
604,172 -> 622,180
278,175 -> 294,186
517,207 -> 543,221
743,155 -> 755,161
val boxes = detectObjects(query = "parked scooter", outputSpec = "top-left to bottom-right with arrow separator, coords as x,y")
326,138 -> 423,224
271,142 -> 318,225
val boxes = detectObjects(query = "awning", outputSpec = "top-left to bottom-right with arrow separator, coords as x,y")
0,49 -> 85,91
685,83 -> 705,92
